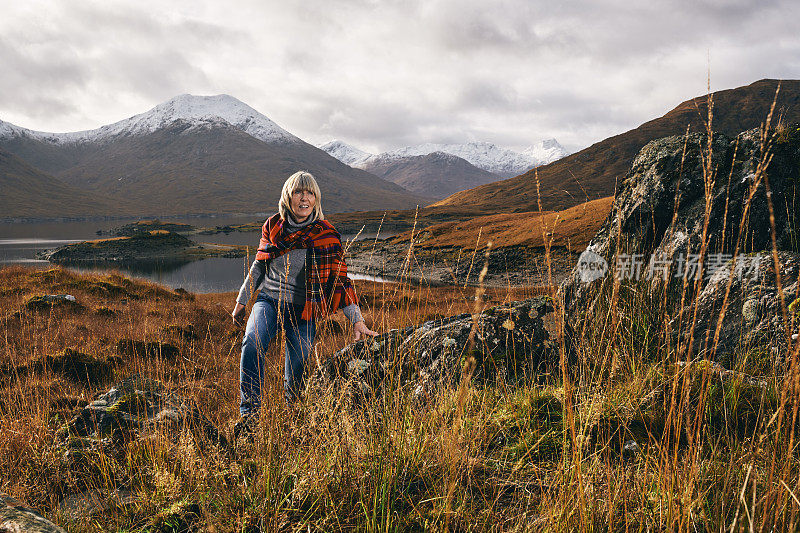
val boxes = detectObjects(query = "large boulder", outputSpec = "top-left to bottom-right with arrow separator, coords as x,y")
561,124 -> 800,320
311,297 -> 556,402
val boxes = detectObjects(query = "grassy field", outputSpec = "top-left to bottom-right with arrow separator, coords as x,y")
0,255 -> 797,531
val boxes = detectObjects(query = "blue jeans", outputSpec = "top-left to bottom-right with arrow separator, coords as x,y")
239,296 -> 316,414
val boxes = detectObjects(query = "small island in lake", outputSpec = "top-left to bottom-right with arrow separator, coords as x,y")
109,219 -> 196,236
41,223 -> 254,264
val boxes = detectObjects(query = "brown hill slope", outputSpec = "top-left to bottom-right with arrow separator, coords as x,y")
434,79 -> 800,212
0,148 -> 133,220
391,196 -> 613,251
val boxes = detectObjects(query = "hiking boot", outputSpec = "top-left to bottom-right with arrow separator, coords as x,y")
233,414 -> 258,442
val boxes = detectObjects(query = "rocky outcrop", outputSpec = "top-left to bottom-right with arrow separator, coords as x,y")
561,125 -> 800,320
0,493 -> 65,533
311,297 -> 556,402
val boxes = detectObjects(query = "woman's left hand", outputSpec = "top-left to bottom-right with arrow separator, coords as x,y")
353,320 -> 378,341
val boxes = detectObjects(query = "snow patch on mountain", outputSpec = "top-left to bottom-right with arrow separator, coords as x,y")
318,140 -> 373,166
522,138 -> 569,166
380,141 -> 567,177
0,94 -> 299,146
0,120 -> 28,139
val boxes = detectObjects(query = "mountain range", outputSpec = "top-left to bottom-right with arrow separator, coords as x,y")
319,138 -> 568,178
4,79 -> 797,221
434,79 -> 800,213
317,138 -> 567,199
0,94 -> 428,219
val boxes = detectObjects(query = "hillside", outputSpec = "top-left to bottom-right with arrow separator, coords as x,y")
391,196 -> 613,251
0,148 -> 133,220
434,79 -> 800,212
362,151 -> 501,199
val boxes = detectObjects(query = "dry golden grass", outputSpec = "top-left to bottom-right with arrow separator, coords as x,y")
2,95 -> 800,531
388,197 -> 612,252
0,264 -> 552,530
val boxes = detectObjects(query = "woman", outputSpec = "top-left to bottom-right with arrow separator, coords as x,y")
232,171 -> 377,420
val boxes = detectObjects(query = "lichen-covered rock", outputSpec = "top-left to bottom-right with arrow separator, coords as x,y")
561,125 -> 800,319
311,297 -> 556,402
56,376 -> 227,472
684,251 -> 800,366
0,493 -> 66,533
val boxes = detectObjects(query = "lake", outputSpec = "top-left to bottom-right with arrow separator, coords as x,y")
0,216 -> 392,293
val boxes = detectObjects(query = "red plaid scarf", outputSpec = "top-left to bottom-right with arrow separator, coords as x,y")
255,214 -> 358,321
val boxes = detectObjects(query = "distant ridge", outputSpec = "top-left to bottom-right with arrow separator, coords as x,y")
318,140 -> 372,167
434,79 -> 800,212
362,151 -> 500,199
319,138 -> 568,177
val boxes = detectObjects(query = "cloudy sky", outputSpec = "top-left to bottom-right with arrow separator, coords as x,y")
1,0 -> 798,153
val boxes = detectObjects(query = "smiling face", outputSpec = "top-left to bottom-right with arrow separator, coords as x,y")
290,188 -> 317,222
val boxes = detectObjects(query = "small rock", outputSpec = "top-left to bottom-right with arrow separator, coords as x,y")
56,376 -> 228,464
347,359 -> 371,378
622,440 -> 641,457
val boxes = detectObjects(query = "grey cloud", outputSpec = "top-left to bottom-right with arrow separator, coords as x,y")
454,79 -> 519,112
0,36 -> 85,121
0,0 -> 244,125
88,48 -> 213,101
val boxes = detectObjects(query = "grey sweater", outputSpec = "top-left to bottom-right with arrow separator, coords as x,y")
236,214 -> 363,324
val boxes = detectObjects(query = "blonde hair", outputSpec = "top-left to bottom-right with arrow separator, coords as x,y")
278,171 -> 324,221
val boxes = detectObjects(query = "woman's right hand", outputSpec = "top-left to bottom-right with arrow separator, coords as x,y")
232,302 -> 246,327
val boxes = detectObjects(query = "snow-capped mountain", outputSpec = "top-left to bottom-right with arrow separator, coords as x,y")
318,139 -> 568,178
318,140 -> 372,167
0,94 -> 300,145
0,95 -> 427,217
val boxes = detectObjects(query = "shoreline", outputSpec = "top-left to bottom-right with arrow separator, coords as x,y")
344,240 -> 576,289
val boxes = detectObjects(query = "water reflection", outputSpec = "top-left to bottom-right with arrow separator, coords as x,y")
62,258 -> 195,275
